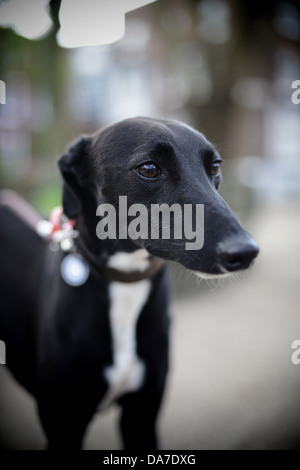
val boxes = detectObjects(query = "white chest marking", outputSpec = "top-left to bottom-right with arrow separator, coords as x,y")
107,249 -> 150,273
100,279 -> 151,409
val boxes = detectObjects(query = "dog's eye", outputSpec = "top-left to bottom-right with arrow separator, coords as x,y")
136,162 -> 160,179
211,161 -> 222,176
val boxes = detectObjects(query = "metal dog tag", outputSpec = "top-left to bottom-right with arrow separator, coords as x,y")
60,254 -> 90,287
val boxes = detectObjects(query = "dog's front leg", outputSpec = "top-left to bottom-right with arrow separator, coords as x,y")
37,384 -> 105,450
119,390 -> 160,450
38,399 -> 90,450
117,270 -> 170,450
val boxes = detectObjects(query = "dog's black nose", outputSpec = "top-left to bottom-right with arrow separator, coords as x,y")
217,236 -> 259,272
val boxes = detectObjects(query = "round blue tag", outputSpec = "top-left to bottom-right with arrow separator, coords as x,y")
60,254 -> 90,286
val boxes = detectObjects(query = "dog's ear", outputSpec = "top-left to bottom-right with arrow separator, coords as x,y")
58,137 -> 92,219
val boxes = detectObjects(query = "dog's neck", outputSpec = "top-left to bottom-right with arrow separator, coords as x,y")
74,216 -> 165,283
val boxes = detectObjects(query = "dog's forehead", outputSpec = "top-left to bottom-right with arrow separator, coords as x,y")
161,119 -> 212,150
91,117 -> 214,157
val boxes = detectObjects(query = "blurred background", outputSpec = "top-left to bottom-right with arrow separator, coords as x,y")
0,0 -> 300,449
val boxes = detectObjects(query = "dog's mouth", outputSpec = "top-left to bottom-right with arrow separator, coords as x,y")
144,239 -> 258,279
187,253 -> 258,279
192,270 -> 243,280
193,270 -> 234,280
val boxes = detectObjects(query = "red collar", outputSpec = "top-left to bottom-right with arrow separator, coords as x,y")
42,207 -> 165,283
49,206 -> 76,234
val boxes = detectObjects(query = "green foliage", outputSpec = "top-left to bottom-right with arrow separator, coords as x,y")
29,183 -> 61,217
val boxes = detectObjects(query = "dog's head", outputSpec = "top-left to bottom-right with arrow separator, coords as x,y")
58,117 -> 258,276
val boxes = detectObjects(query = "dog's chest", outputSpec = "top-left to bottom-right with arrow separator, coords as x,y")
100,279 -> 151,408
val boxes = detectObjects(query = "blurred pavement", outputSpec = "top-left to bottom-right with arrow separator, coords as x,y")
0,202 -> 300,449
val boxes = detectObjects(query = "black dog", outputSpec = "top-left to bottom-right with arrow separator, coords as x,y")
0,117 -> 258,449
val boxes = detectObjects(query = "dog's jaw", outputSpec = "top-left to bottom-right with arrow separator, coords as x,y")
193,270 -> 235,280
